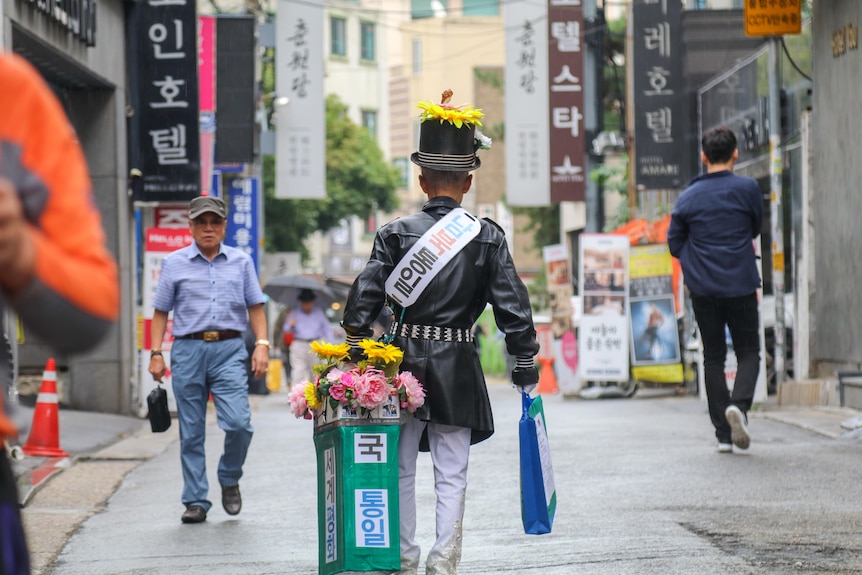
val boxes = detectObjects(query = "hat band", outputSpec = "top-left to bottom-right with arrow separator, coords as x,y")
416,151 -> 477,168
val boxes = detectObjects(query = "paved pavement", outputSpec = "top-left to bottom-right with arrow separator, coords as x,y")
12,381 -> 862,574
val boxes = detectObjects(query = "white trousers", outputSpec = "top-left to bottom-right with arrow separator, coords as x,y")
289,342 -> 315,387
399,417 -> 471,575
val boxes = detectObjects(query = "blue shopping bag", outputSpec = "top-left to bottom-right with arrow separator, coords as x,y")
519,391 -> 556,535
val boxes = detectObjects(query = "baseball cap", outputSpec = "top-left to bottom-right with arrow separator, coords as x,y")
188,196 -> 227,220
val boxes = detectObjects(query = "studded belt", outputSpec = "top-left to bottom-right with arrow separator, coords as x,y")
390,322 -> 474,343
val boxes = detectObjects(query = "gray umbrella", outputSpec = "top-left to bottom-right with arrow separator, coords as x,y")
263,274 -> 339,307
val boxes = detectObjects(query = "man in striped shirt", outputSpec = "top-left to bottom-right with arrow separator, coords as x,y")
148,196 -> 269,524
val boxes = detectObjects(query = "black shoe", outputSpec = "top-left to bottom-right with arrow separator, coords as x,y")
221,483 -> 242,515
181,505 -> 207,524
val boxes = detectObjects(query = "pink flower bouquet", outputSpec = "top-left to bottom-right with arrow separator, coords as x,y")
288,339 -> 426,419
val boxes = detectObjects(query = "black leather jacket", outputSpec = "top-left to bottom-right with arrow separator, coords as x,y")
342,197 -> 539,447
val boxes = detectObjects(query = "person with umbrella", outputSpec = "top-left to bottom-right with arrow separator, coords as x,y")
282,288 -> 334,388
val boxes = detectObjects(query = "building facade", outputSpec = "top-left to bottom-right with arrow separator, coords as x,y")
3,0 -> 135,413
810,1 -> 862,376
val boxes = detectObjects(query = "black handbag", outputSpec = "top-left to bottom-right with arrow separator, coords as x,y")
147,385 -> 171,433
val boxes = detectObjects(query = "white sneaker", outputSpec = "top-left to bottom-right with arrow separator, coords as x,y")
716,442 -> 733,454
725,405 -> 750,450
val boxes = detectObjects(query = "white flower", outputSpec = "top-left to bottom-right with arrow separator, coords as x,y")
474,130 -> 493,151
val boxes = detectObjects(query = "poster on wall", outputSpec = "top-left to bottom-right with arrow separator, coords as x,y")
628,244 -> 683,383
578,234 -> 629,382
542,244 -> 579,392
542,244 -> 574,338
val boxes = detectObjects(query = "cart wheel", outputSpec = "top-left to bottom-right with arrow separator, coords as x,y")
620,378 -> 638,398
684,363 -> 699,396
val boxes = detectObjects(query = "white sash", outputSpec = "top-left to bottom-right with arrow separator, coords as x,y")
385,207 -> 481,307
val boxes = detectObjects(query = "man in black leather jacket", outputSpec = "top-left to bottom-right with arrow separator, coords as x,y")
342,91 -> 539,575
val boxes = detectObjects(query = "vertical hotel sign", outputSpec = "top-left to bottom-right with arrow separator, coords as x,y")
504,0 -> 550,206
276,0 -> 326,199
135,0 -> 201,200
548,0 -> 585,202
633,0 -> 685,190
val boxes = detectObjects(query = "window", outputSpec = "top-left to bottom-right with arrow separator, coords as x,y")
361,110 -> 377,138
360,22 -> 376,62
331,17 -> 346,57
412,37 -> 422,75
411,0 -> 447,19
463,0 -> 498,16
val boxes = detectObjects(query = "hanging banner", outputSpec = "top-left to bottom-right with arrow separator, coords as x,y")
548,0 -> 585,202
628,244 -> 683,383
276,0 -> 326,199
133,0 -> 201,200
504,0 -> 550,206
632,0 -> 686,190
225,176 -> 262,275
578,234 -> 629,382
199,15 -> 216,196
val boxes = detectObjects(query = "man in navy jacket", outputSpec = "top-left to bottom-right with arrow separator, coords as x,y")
668,126 -> 763,454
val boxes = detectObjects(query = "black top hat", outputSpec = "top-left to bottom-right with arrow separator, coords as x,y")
411,121 -> 481,172
410,90 -> 488,172
298,288 -> 317,302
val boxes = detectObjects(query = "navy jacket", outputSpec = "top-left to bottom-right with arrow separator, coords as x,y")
668,170 -> 763,298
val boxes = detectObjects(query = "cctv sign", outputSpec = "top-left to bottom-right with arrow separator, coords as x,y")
744,0 -> 802,37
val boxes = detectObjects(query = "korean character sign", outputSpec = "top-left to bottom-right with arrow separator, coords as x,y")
132,0 -> 201,201
519,391 -> 556,535
313,423 -> 400,575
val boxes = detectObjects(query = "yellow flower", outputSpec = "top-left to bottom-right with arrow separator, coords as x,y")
310,341 -> 350,361
417,101 -> 484,129
304,384 -> 322,410
359,339 -> 404,365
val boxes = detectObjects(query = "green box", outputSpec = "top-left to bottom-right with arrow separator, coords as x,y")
314,416 -> 401,575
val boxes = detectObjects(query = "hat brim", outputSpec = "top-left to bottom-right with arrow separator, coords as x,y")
410,152 -> 481,172
189,207 -> 226,219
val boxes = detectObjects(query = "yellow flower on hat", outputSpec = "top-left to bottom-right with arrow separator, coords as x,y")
417,89 -> 484,129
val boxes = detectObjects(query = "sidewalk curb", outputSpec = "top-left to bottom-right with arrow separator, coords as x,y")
18,421 -> 178,506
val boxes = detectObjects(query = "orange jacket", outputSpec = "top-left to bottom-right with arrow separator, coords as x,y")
0,53 -> 119,439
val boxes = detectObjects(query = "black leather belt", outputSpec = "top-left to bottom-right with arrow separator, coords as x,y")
176,330 -> 242,342
391,322 -> 473,343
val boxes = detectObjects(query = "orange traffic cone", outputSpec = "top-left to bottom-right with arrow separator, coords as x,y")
536,357 -> 559,395
22,358 -> 69,458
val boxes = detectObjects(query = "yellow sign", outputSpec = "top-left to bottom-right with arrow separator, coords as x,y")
744,0 -> 802,37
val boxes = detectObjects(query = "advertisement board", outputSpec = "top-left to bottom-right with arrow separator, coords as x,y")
578,234 -> 629,382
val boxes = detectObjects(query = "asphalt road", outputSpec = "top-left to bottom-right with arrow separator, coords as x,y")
19,382 -> 862,575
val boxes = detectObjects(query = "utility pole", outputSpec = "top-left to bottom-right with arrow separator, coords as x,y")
768,36 -> 786,386
743,1 -> 800,389
584,0 -> 603,233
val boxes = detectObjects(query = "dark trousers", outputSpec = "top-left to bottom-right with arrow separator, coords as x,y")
0,450 -> 29,575
691,292 -> 760,443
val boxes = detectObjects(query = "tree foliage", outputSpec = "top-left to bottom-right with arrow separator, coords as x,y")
263,94 -> 401,259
